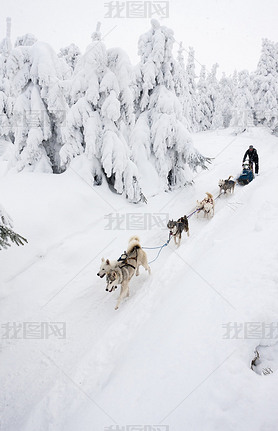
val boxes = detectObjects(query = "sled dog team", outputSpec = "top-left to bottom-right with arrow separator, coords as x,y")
98,176 -> 236,310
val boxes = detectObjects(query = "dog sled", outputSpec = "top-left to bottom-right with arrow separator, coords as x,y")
237,162 -> 254,185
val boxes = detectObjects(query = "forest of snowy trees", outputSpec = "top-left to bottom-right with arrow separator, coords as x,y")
1,18 -> 278,202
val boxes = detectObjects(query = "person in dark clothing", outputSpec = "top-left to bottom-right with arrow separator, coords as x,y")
243,145 -> 259,174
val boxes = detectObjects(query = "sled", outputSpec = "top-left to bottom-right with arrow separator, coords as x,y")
236,162 -> 254,185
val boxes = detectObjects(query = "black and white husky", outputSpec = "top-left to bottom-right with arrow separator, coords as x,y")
167,216 -> 189,247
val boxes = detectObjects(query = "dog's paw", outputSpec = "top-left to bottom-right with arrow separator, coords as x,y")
115,306 -> 119,310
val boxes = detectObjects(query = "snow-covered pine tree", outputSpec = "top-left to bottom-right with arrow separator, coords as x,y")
206,63 -> 219,126
0,204 -> 27,250
107,46 -> 135,137
6,41 -> 69,173
231,70 -> 254,133
173,42 -> 191,127
0,17 -> 12,58
60,24 -> 141,201
232,70 -> 238,89
197,65 -> 213,131
212,72 -> 234,129
185,46 -> 199,131
15,34 -> 37,47
0,18 -> 13,146
253,38 -> 278,132
0,89 -> 12,142
58,43 -> 81,72
131,20 -> 209,192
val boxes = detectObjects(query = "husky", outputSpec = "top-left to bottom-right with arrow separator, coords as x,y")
97,258 -> 118,278
218,176 -> 236,194
106,265 -> 135,310
106,236 -> 151,310
196,192 -> 215,218
118,236 -> 151,276
97,236 -> 150,279
167,216 -> 189,247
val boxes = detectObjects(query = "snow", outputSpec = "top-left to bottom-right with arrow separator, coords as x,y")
1,127 -> 278,430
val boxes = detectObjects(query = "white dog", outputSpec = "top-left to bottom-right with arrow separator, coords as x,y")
97,258 -> 117,279
97,236 -> 151,309
97,236 -> 150,279
105,236 -> 151,309
196,192 -> 215,218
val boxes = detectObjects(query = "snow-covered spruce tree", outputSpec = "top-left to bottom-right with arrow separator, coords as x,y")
58,43 -> 81,72
60,25 -> 141,201
0,89 -> 12,142
212,72 -> 234,130
185,46 -> 199,131
206,63 -> 219,126
253,38 -> 278,132
131,20 -> 209,191
173,42 -> 191,128
197,65 -> 213,131
231,70 -> 254,133
0,17 -> 12,58
0,17 -> 13,144
107,46 -> 135,138
6,41 -> 69,173
0,204 -> 27,250
15,33 -> 37,47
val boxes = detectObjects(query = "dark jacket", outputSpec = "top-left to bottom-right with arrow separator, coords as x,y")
240,167 -> 254,184
243,148 -> 259,164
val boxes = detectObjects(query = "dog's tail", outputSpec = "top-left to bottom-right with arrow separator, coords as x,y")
206,192 -> 213,200
127,236 -> 141,254
129,235 -> 140,243
227,175 -> 233,181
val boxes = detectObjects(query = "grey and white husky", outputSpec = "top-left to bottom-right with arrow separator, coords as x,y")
106,236 -> 151,310
218,176 -> 236,194
167,216 -> 189,247
106,265 -> 135,310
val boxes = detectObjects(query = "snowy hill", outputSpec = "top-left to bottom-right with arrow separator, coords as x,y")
1,127 -> 278,431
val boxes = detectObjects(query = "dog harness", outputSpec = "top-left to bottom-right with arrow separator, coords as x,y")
117,247 -> 138,270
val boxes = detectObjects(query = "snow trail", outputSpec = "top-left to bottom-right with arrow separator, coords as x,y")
1,128 -> 278,431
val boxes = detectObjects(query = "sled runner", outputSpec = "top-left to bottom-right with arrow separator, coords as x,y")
237,162 -> 254,185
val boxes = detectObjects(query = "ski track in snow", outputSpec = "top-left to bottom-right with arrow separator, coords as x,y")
1,128 -> 278,431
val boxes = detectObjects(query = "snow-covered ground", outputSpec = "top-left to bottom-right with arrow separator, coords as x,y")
1,127 -> 278,431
